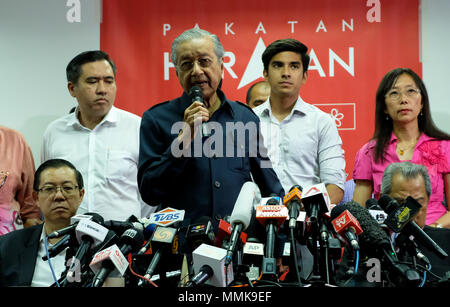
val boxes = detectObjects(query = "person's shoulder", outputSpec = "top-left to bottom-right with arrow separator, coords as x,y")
229,100 -> 259,120
0,126 -> 27,143
0,224 -> 42,244
143,98 -> 180,117
112,107 -> 142,122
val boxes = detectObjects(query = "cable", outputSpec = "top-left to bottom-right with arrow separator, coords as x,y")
289,227 -> 303,286
45,236 -> 60,287
354,249 -> 359,274
127,254 -> 158,287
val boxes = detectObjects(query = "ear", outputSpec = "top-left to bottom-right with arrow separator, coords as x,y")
67,82 -> 76,98
263,69 -> 268,81
302,71 -> 308,84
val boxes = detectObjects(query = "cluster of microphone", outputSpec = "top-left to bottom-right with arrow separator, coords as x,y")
45,181 -> 449,287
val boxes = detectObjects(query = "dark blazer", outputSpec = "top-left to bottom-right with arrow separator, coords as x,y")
0,224 -> 43,286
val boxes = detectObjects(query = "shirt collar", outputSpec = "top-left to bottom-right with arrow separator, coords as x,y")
389,132 -> 434,145
67,106 -> 118,128
259,95 -> 307,119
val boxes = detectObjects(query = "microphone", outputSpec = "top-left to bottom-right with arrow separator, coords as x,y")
330,207 -> 363,250
61,214 -> 109,286
378,195 -> 448,259
256,195 -> 288,279
188,243 -> 234,287
242,239 -> 264,281
138,225 -> 179,285
340,201 -> 422,286
185,216 -> 215,252
283,185 -> 303,229
189,85 -> 209,137
365,198 -> 388,224
301,183 -> 331,223
90,227 -> 145,287
47,213 -> 97,239
214,219 -> 247,249
224,181 -> 259,266
42,234 -> 71,261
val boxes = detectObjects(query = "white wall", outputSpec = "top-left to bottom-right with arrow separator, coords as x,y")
0,0 -> 100,165
421,0 -> 450,133
0,0 -> 448,167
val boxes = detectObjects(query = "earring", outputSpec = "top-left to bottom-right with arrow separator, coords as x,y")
386,115 -> 390,121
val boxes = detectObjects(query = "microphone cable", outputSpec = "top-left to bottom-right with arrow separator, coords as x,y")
45,235 -> 61,287
289,227 -> 303,286
127,253 -> 158,287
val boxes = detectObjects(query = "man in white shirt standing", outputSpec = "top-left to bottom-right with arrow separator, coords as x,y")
252,38 -> 346,281
41,51 -> 153,222
253,39 -> 346,205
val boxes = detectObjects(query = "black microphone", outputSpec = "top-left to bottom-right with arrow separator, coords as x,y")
189,85 -> 209,137
366,198 -> 382,210
138,225 -> 178,286
378,195 -> 448,259
341,201 -> 422,286
91,227 -> 145,287
42,234 -> 71,261
283,185 -> 303,229
186,264 -> 214,287
47,213 -> 98,239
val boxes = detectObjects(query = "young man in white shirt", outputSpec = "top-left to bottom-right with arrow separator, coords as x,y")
41,51 -> 153,222
253,39 -> 346,205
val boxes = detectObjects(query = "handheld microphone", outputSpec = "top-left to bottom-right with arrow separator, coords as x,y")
90,227 -> 145,287
378,195 -> 448,259
330,207 -> 363,250
225,181 -> 259,266
283,185 -> 303,229
189,85 -> 209,137
301,183 -> 331,223
214,219 -> 247,249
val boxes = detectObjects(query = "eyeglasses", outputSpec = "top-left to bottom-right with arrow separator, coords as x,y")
385,88 -> 421,102
0,171 -> 8,189
38,184 -> 79,197
177,57 -> 214,72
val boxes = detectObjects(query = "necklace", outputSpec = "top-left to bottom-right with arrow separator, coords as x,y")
397,137 -> 419,156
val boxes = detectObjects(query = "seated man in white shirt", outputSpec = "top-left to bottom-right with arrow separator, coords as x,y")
252,38 -> 346,204
0,159 -> 84,286
41,50 -> 154,221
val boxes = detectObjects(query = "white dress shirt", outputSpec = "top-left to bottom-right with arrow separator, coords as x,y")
41,106 -> 154,221
31,225 -> 67,287
252,96 -> 346,194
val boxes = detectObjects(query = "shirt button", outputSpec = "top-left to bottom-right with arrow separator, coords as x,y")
215,181 -> 221,188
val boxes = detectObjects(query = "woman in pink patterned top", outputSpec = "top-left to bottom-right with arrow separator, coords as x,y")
352,68 -> 450,228
0,126 -> 42,235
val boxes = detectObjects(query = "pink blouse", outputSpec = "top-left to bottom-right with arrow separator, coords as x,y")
353,133 -> 450,225
0,126 -> 40,235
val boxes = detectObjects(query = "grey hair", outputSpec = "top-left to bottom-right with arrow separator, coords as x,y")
170,28 -> 225,68
380,162 -> 432,198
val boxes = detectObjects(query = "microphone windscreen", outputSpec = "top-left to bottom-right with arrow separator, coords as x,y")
338,201 -> 391,252
365,198 -> 381,210
230,182 -> 258,230
378,194 -> 400,214
330,204 -> 347,220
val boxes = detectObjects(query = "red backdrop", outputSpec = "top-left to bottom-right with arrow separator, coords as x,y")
100,0 -> 421,179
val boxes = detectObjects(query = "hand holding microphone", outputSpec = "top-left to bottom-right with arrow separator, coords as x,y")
183,86 -> 210,139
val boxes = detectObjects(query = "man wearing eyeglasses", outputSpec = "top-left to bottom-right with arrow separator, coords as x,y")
0,159 -> 84,286
138,28 -> 283,236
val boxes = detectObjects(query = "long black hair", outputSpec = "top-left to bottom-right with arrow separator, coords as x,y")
372,68 -> 450,162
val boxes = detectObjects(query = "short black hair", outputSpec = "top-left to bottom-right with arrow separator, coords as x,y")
66,50 -> 117,84
34,159 -> 84,191
246,81 -> 268,104
262,38 -> 310,73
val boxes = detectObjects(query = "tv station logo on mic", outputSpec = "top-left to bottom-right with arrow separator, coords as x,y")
149,207 -> 185,227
